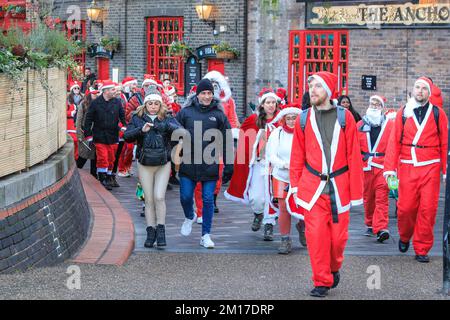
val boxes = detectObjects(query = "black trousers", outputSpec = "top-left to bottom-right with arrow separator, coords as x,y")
77,156 -> 97,178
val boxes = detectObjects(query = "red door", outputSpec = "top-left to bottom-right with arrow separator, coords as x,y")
288,30 -> 349,104
97,58 -> 110,81
208,59 -> 225,75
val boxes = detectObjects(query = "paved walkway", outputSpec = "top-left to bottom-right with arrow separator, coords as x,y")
110,164 -> 445,257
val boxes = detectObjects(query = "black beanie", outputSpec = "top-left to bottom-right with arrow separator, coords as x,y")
196,79 -> 214,95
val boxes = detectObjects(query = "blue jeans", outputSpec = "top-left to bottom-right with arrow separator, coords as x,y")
179,176 -> 216,236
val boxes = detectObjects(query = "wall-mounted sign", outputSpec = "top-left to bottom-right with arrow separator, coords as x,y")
185,56 -> 202,96
196,44 -> 217,60
87,44 -> 114,59
306,1 -> 450,29
362,75 -> 377,91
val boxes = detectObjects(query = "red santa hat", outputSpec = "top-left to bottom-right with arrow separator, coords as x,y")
308,71 -> 338,99
276,87 -> 287,100
258,87 -> 280,104
100,80 -> 117,91
268,103 -> 302,125
122,76 -> 138,87
370,95 -> 387,108
85,87 -> 100,96
165,85 -> 177,96
142,74 -> 163,89
69,81 -> 80,92
430,84 -> 443,108
189,85 -> 197,95
415,76 -> 432,94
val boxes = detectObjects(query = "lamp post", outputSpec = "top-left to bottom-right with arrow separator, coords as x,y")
87,0 -> 104,35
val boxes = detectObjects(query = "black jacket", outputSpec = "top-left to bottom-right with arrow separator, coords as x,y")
176,96 -> 234,182
124,113 -> 181,166
83,95 -> 126,145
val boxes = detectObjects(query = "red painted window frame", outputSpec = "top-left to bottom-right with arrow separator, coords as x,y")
288,30 -> 349,104
146,17 -> 185,95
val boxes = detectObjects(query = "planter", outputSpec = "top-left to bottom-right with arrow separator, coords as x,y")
0,68 -> 67,178
216,51 -> 237,60
88,44 -> 114,60
9,13 -> 26,19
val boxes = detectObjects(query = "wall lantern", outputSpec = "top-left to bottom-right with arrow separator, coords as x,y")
87,0 -> 104,34
195,1 -> 217,35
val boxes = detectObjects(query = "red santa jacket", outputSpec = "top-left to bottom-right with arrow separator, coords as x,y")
384,104 -> 448,176
289,107 -> 364,213
66,103 -> 77,134
357,119 -> 394,171
222,97 -> 240,129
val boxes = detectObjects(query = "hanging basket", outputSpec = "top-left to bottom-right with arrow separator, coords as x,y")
216,50 -> 236,60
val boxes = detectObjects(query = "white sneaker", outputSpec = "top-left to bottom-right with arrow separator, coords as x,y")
200,234 -> 215,249
197,217 -> 203,224
118,171 -> 130,178
180,215 -> 196,236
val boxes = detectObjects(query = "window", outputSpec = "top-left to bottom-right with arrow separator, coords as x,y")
288,30 -> 349,104
62,20 -> 86,84
147,17 -> 184,95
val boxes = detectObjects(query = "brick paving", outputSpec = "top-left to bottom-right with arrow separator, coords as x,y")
109,164 -> 445,257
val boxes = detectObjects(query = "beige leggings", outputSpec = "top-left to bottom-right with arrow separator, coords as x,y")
138,162 -> 171,227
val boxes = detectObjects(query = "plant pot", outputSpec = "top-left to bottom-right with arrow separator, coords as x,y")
10,13 -> 26,19
216,51 -> 236,60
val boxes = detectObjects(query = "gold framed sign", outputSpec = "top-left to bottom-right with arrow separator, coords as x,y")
306,1 -> 450,28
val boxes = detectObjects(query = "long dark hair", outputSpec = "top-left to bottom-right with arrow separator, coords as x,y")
256,100 -> 280,129
337,95 -> 362,122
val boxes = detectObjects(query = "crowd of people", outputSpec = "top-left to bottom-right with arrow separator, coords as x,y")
67,68 -> 447,298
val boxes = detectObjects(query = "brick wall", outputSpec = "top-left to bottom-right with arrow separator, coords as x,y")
54,0 -> 247,118
0,167 -> 90,273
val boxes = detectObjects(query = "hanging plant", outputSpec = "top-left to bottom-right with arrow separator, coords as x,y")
168,41 -> 193,58
99,35 -> 120,52
212,42 -> 240,60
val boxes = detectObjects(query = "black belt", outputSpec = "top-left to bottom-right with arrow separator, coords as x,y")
361,151 -> 385,162
306,162 -> 349,224
402,143 -> 439,149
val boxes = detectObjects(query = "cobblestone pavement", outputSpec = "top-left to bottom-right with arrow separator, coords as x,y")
110,165 -> 444,256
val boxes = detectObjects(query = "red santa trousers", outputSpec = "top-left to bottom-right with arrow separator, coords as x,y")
68,132 -> 78,160
397,162 -> 440,255
195,163 -> 223,217
118,142 -> 134,173
96,143 -> 118,173
363,168 -> 389,234
305,194 -> 349,288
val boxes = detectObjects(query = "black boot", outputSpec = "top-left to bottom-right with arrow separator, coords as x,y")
398,240 -> 410,253
156,224 -> 166,247
144,226 -> 157,248
110,174 -> 120,187
98,173 -> 112,190
214,194 -> 219,213
332,271 -> 340,289
310,286 -> 330,298
251,213 -> 263,232
263,224 -> 274,241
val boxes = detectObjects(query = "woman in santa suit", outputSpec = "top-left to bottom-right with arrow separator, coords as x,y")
225,88 -> 281,241
67,81 -> 83,160
266,104 -> 306,254
357,95 -> 394,242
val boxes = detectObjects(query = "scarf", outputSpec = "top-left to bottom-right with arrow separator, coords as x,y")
282,124 -> 294,134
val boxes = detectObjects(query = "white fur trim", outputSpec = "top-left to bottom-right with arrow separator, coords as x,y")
70,84 -> 80,92
383,171 -> 396,178
204,71 -> 232,103
415,79 -> 431,93
144,94 -> 163,104
308,74 -> 331,98
123,80 -> 138,87
259,92 -> 280,105
285,191 -> 304,221
351,199 -> 363,207
231,128 -> 240,140
268,107 -> 302,125
224,190 -> 247,204
101,84 -> 115,91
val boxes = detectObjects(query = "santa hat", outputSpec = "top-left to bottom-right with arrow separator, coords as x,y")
122,76 -> 138,87
101,80 -> 117,91
165,85 -> 177,96
385,108 -> 397,120
69,81 -> 80,92
142,74 -> 163,89
269,103 -> 302,125
370,95 -> 387,108
189,85 -> 197,95
276,87 -> 287,100
415,77 -> 432,94
430,84 -> 443,108
308,71 -> 338,99
144,92 -> 163,104
258,87 -> 280,104
203,70 -> 232,103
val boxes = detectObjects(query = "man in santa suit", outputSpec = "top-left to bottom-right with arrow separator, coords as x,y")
384,76 -> 448,263
288,71 -> 364,297
357,95 -> 394,242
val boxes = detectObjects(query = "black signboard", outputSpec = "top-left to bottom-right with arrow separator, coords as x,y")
185,56 -> 202,96
87,44 -> 114,59
362,75 -> 377,91
196,44 -> 217,60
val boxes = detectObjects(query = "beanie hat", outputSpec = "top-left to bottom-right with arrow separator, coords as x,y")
415,77 -> 432,94
144,87 -> 163,104
196,78 -> 214,95
370,95 -> 387,108
258,87 -> 280,104
308,71 -> 338,99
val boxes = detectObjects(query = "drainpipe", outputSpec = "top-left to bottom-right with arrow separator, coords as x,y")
124,0 -> 128,75
243,0 -> 248,118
